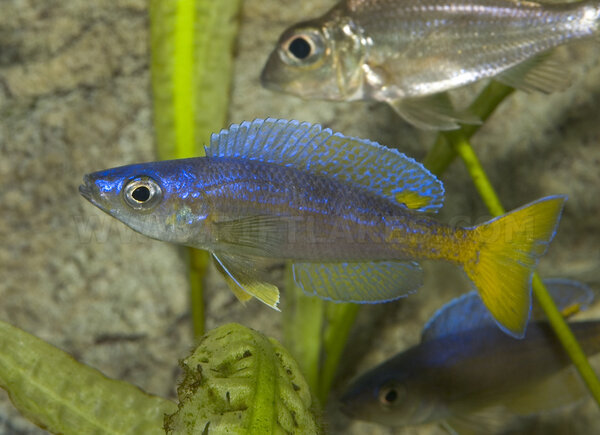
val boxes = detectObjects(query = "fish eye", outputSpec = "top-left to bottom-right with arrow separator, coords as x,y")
378,383 -> 404,407
280,30 -> 325,66
288,36 -> 312,59
123,176 -> 162,210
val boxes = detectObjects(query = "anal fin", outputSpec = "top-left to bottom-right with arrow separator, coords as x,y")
212,252 -> 280,310
293,260 -> 423,303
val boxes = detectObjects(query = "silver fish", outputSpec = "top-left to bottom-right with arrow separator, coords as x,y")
340,279 -> 598,430
261,0 -> 600,129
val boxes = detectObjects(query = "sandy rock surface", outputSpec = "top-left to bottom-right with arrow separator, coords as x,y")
1,1 -> 599,434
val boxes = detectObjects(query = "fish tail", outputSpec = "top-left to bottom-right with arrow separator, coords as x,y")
463,196 -> 566,338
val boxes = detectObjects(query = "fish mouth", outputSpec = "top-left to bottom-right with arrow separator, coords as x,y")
78,174 -> 105,211
78,174 -> 94,201
260,60 -> 283,92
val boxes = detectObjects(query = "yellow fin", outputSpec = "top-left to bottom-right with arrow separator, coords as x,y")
212,253 -> 280,309
212,258 -> 253,303
464,196 -> 566,337
394,191 -> 432,210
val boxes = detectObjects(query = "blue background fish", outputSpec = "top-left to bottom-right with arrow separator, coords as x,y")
341,279 -> 599,431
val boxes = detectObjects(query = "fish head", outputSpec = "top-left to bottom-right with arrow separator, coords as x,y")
340,356 -> 438,426
79,160 -> 211,246
261,14 -> 368,101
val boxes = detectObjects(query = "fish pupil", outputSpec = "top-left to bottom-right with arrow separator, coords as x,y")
132,186 -> 151,202
384,389 -> 397,403
288,36 -> 311,60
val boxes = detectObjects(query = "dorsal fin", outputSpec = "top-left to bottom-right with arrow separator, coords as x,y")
530,278 -> 594,320
421,279 -> 594,342
206,119 -> 444,212
421,291 -> 492,343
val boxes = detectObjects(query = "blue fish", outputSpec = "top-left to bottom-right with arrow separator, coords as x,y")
79,119 -> 565,337
341,279 -> 598,430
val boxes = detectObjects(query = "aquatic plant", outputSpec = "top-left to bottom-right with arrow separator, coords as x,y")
0,319 -> 176,434
149,0 -> 242,337
0,319 -> 319,434
165,323 -> 321,433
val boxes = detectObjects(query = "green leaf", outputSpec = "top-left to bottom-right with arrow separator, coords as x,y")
165,323 -> 322,434
0,319 -> 176,434
149,0 -> 242,160
283,262 -> 324,394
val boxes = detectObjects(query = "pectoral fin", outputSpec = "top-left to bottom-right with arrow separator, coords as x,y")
212,252 -> 280,310
504,367 -> 585,415
215,215 -> 290,254
387,93 -> 481,131
443,406 -> 524,435
293,260 -> 422,303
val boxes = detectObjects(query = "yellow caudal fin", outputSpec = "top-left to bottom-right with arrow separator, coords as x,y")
464,196 -> 566,338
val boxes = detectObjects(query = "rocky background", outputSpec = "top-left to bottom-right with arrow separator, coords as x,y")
1,1 -> 599,434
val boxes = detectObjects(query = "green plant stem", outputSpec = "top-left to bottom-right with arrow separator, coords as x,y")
318,304 -> 360,404
424,82 -> 514,175
284,263 -> 325,394
189,249 -> 209,337
448,131 -> 600,407
150,0 -> 241,339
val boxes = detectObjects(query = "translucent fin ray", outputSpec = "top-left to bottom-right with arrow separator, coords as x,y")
207,118 -> 444,212
215,215 -> 290,254
292,261 -> 423,303
388,93 -> 481,131
496,54 -> 571,94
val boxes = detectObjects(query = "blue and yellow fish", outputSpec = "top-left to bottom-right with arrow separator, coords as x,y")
340,279 -> 598,430
79,119 -> 565,337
